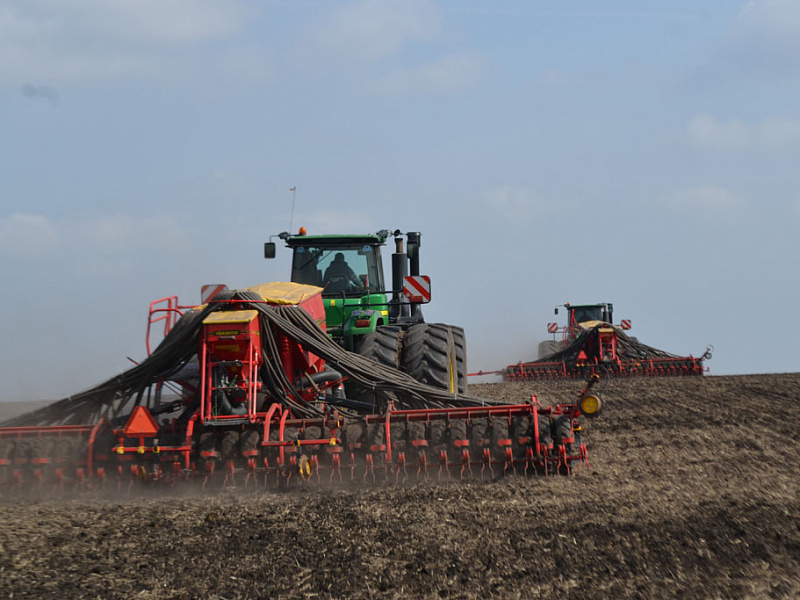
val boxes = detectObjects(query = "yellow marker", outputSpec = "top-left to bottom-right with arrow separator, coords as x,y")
329,437 -> 336,446
116,446 -> 124,455
137,446 -> 145,454
299,455 -> 311,478
579,394 -> 603,417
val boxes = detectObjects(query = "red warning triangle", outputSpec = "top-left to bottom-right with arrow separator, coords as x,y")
122,406 -> 159,437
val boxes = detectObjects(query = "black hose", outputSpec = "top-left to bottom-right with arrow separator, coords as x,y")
2,290 -> 499,427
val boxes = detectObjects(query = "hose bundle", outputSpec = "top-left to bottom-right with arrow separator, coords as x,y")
2,291 -> 497,427
534,324 -> 688,366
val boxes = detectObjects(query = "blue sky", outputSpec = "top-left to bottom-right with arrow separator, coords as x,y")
1,0 -> 798,401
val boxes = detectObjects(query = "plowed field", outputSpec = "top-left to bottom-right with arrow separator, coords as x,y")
2,374 -> 799,599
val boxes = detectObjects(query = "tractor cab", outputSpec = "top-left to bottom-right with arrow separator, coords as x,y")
265,229 -> 423,350
559,303 -> 614,327
288,236 -> 386,296
551,303 -> 615,345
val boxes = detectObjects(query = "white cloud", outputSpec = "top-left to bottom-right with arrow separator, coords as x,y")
0,213 -> 58,256
687,115 -> 800,151
0,0 -> 245,45
368,52 -> 485,95
484,186 -> 546,222
297,0 -> 442,68
725,0 -> 800,72
667,185 -> 744,212
758,116 -> 800,146
0,0 -> 259,86
687,115 -> 751,151
734,0 -> 800,43
539,68 -> 592,89
0,212 -> 194,260
87,215 -> 193,253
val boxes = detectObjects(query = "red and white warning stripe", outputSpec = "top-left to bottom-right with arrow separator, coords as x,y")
403,275 -> 431,303
201,284 -> 228,303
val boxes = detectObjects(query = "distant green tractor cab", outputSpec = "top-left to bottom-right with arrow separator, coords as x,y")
265,229 -> 466,394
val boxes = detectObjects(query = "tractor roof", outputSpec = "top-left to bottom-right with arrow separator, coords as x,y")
566,303 -> 611,309
286,233 -> 387,248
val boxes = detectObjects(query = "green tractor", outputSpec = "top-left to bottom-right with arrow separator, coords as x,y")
264,228 -> 467,394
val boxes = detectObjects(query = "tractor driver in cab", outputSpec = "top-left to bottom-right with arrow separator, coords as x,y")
323,252 -> 364,293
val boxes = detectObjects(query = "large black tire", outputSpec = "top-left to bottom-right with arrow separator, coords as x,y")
356,326 -> 403,370
354,326 -> 404,410
402,323 -> 459,393
490,419 -> 510,461
451,326 -> 468,394
551,415 -> 572,448
538,416 -> 553,447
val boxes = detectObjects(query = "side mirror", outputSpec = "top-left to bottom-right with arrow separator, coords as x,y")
554,307 -> 559,315
264,242 -> 276,259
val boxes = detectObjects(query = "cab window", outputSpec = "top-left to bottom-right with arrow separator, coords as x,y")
291,244 -> 383,295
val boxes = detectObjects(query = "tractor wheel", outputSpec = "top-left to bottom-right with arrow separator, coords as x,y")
429,421 -> 447,448
344,422 -> 366,447
219,430 -> 241,460
538,340 -> 561,359
198,430 -> 218,460
402,323 -> 459,393
490,419 -> 510,461
389,421 -> 407,452
449,419 -> 468,443
552,415 -> 572,448
356,325 -> 403,370
354,326 -> 404,410
451,326 -> 469,394
241,430 -> 260,456
511,416 -> 531,457
407,421 -> 427,445
538,416 -> 553,447
366,422 -> 386,450
469,417 -> 490,462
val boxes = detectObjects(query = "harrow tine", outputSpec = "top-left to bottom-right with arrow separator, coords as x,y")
328,449 -> 343,485
481,448 -> 494,481
310,455 -> 321,485
364,454 -> 375,484
395,452 -> 406,484
416,448 -> 428,479
437,450 -> 448,480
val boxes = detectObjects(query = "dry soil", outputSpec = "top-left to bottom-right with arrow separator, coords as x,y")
1,374 -> 799,599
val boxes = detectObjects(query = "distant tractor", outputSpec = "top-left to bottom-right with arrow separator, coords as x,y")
504,302 -> 712,380
265,229 -> 467,393
537,303 -> 619,359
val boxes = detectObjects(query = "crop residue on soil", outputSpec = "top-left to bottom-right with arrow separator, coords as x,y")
1,374 -> 799,599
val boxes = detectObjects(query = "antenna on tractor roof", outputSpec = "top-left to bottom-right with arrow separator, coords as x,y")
288,186 -> 297,234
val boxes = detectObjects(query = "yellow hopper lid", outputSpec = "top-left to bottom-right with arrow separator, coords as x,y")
203,309 -> 260,325
244,282 -> 323,305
